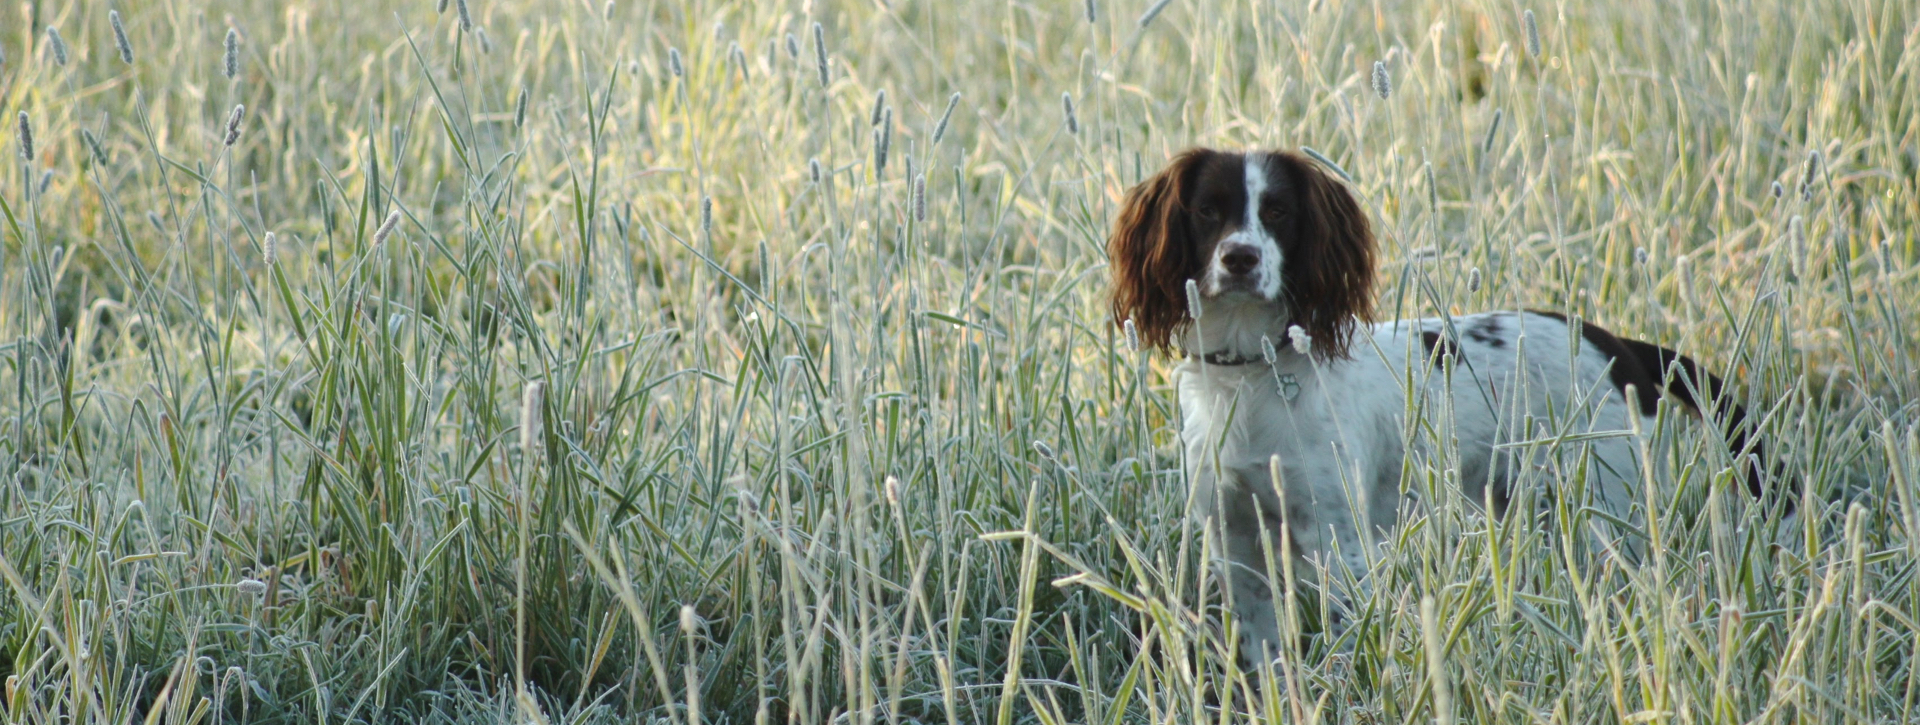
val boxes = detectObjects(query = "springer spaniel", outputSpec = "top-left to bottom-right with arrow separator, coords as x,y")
1107,148 -> 1770,665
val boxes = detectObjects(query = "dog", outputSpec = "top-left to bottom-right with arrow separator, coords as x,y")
1106,147 -> 1771,666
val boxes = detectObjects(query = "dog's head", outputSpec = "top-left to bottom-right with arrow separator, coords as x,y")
1108,148 -> 1376,359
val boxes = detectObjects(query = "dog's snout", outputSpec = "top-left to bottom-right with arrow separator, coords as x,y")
1220,244 -> 1260,275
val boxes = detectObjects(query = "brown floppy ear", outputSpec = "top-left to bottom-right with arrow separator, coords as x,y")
1277,151 -> 1376,359
1108,149 -> 1209,354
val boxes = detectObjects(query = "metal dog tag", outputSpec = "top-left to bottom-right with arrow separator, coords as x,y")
1277,372 -> 1300,402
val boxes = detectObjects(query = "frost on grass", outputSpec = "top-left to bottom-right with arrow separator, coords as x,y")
6,3 -> 1915,725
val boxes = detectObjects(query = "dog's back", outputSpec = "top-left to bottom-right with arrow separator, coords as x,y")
1178,309 -> 1772,664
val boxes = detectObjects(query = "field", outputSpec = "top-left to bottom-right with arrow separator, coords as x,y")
1,0 -> 1917,722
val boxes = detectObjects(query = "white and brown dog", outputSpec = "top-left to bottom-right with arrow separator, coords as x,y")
1107,148 -> 1772,665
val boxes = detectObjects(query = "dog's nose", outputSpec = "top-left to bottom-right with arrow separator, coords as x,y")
1220,244 -> 1259,275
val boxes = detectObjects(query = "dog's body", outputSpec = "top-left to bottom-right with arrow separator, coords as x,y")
1108,149 -> 1767,665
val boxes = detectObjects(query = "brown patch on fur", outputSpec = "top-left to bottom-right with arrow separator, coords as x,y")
1529,310 -> 1776,504
1274,151 -> 1377,359
1107,149 -> 1212,353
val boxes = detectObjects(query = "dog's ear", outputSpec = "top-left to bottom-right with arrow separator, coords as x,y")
1279,151 -> 1376,359
1109,149 -> 1210,353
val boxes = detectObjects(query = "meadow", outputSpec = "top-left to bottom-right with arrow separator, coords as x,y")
1,0 -> 1917,722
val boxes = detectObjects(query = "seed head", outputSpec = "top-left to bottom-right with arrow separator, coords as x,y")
1138,0 -> 1174,28
1371,60 -> 1391,99
456,0 -> 474,32
1032,440 -> 1056,461
912,174 -> 927,221
873,107 -> 891,178
520,381 -> 544,453
700,196 -> 712,237
1300,145 -> 1351,182
679,605 -> 698,634
1185,279 -> 1203,320
16,112 -> 33,161
871,89 -> 887,126
38,170 -> 52,195
1675,254 -> 1693,304
604,1 -> 614,20
809,157 -> 822,184
476,27 -> 493,53
263,232 -> 278,267
1482,109 -> 1504,157
513,87 -> 529,128
1124,318 -> 1140,353
1288,325 -> 1312,355
1789,215 -> 1807,276
884,475 -> 901,506
1467,267 -> 1482,292
223,28 -> 240,78
1770,180 -> 1783,199
1260,335 -> 1277,364
46,27 -> 69,67
438,0 -> 450,12
82,129 -> 108,167
812,22 -> 829,87
110,11 -> 135,65
1634,247 -> 1648,265
1086,0 -> 1098,23
1799,149 -> 1820,201
236,578 -> 268,596
372,209 -> 402,246
1062,92 -> 1079,134
222,104 -> 246,146
218,105 -> 249,147
933,92 -> 961,146
146,211 -> 164,233
1425,161 -> 1438,210
728,42 -> 747,81
785,33 -> 799,59
668,47 -> 683,77
1523,10 -> 1541,58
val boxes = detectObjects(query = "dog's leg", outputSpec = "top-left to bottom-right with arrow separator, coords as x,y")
1209,468 -> 1288,671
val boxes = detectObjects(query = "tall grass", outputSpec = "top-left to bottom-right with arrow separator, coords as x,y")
0,0 -> 1915,722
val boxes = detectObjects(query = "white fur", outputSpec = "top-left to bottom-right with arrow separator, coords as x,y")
1179,310 -> 1651,664
1200,157 -> 1284,300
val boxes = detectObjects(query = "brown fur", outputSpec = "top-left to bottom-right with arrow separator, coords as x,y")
1107,148 -> 1377,358
1106,149 -> 1209,354
1273,151 -> 1377,358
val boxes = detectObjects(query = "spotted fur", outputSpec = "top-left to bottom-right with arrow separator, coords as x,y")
1107,148 -> 1779,666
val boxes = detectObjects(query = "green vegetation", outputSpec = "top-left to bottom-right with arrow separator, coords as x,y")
1,0 -> 1915,722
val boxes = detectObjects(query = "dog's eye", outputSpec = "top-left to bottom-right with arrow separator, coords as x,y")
1260,207 -> 1287,225
1194,204 -> 1221,221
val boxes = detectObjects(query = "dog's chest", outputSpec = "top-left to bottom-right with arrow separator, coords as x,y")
1176,364 -> 1359,469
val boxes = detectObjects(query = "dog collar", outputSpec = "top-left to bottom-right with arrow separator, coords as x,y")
1196,350 -> 1261,366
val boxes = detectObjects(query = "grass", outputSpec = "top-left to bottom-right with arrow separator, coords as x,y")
0,0 -> 1916,722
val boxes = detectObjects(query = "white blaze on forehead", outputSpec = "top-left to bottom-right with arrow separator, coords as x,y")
1243,154 -> 1267,231
1199,153 -> 1285,300
1245,154 -> 1284,298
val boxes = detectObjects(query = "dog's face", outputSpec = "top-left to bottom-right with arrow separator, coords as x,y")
1108,148 -> 1376,358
